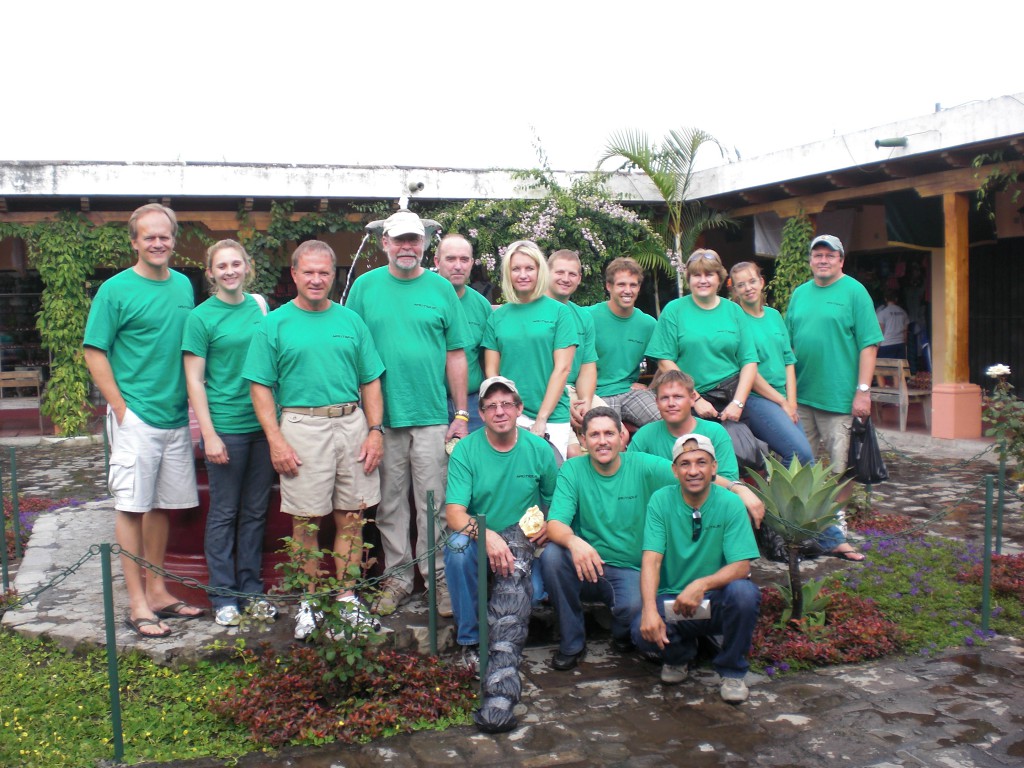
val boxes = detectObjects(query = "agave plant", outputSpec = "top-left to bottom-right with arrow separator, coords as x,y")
747,456 -> 848,623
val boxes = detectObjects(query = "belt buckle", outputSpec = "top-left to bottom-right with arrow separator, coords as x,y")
327,405 -> 344,418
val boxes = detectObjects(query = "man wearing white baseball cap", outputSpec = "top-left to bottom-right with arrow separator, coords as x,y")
346,209 -> 471,617
634,433 -> 761,702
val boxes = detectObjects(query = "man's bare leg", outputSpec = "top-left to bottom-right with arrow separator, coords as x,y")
115,510 -> 169,636
333,510 -> 363,600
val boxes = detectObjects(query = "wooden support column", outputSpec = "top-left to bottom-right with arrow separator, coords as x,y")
942,192 -> 970,382
932,191 -> 981,439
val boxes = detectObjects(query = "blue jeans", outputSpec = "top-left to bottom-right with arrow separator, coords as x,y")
448,393 -> 484,433
541,543 -> 641,655
743,394 -> 813,467
203,431 -> 276,610
631,579 -> 761,678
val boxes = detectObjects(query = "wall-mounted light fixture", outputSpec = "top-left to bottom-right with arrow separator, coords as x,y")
875,137 -> 909,149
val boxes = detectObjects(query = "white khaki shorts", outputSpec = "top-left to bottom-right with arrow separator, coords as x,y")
106,406 -> 198,513
798,405 -> 853,474
279,409 -> 381,516
516,414 -> 572,462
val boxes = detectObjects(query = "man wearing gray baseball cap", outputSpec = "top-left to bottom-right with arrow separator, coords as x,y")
634,432 -> 761,702
785,234 -> 882,501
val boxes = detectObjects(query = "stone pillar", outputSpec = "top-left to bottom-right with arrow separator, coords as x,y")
932,192 -> 981,439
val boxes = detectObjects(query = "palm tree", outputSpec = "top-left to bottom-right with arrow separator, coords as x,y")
746,456 -> 848,623
598,128 -> 735,311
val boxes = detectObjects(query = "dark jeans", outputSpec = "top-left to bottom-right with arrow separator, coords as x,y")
878,343 -> 907,361
631,579 -> 761,678
203,431 -> 275,609
541,543 -> 641,655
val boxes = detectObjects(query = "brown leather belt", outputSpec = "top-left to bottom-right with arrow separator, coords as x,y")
281,403 -> 358,418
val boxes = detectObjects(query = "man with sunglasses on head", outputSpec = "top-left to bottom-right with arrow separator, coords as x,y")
444,376 -> 558,673
634,433 -> 760,703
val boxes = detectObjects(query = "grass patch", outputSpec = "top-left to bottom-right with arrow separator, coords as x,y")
0,631 -> 252,767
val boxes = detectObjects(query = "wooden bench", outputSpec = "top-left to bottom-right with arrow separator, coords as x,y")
871,358 -> 931,432
0,369 -> 44,432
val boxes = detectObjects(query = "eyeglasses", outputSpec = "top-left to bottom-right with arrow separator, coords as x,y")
691,507 -> 703,542
481,401 -> 517,413
811,251 -> 842,261
687,251 -> 720,265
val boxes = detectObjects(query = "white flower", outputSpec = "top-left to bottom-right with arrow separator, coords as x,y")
987,364 -> 1012,378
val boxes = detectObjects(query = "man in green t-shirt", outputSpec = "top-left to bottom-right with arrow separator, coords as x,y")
547,249 -> 598,458
541,406 -> 676,670
786,235 -> 883,495
444,376 -> 557,672
629,369 -> 765,528
244,240 -> 386,640
634,433 -> 760,702
434,234 -> 492,433
589,258 -> 660,426
83,203 -> 202,639
346,210 -> 471,617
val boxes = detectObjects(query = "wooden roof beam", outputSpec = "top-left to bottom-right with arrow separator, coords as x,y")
941,151 -> 974,168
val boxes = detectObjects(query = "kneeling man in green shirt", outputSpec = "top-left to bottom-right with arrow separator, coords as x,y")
633,433 -> 761,703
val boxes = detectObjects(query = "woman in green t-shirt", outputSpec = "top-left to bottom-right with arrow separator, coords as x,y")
482,240 -> 577,460
182,240 -> 279,626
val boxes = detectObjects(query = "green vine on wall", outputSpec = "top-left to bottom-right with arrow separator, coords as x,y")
1,214 -> 132,435
767,213 -> 813,314
972,151 -> 1021,225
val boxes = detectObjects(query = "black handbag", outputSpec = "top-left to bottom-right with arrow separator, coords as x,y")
719,419 -> 768,473
701,373 -> 741,414
847,416 -> 888,484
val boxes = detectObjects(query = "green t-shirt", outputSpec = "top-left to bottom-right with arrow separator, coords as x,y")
446,428 -> 558,532
785,275 -> 884,414
346,267 -> 469,428
83,268 -> 193,429
242,301 -> 384,407
645,296 -> 758,393
181,294 -> 265,433
644,483 -> 759,596
565,300 -> 597,385
589,303 -> 657,397
740,305 -> 796,397
627,418 -> 739,481
453,287 -> 492,397
548,452 -> 676,570
482,296 -> 578,421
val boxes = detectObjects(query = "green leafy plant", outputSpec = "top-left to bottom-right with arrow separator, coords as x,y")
274,522 -> 385,686
767,212 -> 813,313
972,151 -> 1021,225
982,363 -> 1024,486
775,577 -> 830,627
210,645 -> 475,747
747,456 -> 847,623
599,127 -> 736,310
431,174 -> 664,308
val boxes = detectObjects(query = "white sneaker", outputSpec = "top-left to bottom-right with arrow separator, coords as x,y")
249,599 -> 278,621
720,677 -> 749,703
661,664 -> 689,685
334,595 -> 382,635
215,605 -> 241,627
293,600 -> 322,641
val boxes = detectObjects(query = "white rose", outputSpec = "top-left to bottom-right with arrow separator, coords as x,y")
986,364 -> 1012,378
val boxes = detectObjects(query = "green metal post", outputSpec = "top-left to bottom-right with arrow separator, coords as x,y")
426,490 -> 438,656
9,448 -> 22,559
0,465 -> 8,592
996,444 -> 1006,555
982,476 -> 993,632
477,513 -> 488,692
100,543 -> 125,762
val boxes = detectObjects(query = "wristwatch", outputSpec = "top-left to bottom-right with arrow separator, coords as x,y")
368,424 -> 385,435
731,399 -> 745,409
856,384 -> 871,393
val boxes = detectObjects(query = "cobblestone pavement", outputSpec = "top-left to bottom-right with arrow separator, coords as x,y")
3,431 -> 1023,767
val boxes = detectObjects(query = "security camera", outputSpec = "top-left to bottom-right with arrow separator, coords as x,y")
408,179 -> 425,193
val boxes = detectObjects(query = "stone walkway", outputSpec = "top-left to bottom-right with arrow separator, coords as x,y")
3,431 -> 1023,766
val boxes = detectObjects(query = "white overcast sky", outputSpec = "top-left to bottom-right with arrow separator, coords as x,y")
4,1 -> 1021,172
